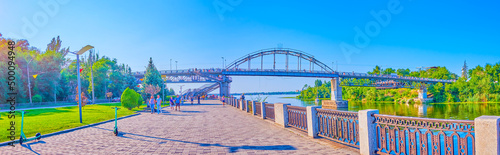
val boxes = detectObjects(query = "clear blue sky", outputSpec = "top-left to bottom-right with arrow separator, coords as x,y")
1,0 -> 499,93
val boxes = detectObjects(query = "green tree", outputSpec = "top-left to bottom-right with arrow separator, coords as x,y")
382,68 -> 396,75
142,57 -> 163,98
368,65 -> 382,75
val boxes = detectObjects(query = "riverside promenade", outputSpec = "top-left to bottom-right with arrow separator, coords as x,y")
0,100 -> 358,154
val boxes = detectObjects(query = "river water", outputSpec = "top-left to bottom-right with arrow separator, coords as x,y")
244,94 -> 500,120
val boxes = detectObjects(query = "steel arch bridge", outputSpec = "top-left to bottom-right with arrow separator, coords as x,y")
225,48 -> 334,72
133,48 -> 455,100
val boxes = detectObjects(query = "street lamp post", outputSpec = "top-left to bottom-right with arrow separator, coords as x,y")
90,49 -> 95,104
26,58 -> 34,104
70,45 -> 94,123
175,61 -> 178,70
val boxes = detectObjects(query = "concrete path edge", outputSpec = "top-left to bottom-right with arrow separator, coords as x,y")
0,113 -> 141,147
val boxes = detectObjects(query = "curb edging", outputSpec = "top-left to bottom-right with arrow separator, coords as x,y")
0,113 -> 141,147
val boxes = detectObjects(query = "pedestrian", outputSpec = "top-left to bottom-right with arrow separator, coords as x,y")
175,96 -> 181,111
197,96 -> 200,104
170,96 -> 174,110
149,96 -> 155,114
156,95 -> 162,114
191,97 -> 194,104
222,96 -> 225,106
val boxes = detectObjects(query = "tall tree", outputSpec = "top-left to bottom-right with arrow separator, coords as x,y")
142,57 -> 163,98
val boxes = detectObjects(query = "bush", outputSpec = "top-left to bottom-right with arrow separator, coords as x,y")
135,92 -> 143,108
32,95 -> 42,102
121,88 -> 138,110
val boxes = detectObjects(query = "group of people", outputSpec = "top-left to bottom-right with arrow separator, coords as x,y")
148,95 -> 184,114
148,95 -> 163,114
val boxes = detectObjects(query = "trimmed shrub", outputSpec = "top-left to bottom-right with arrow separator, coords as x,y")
135,92 -> 143,108
121,88 -> 137,110
32,95 -> 42,103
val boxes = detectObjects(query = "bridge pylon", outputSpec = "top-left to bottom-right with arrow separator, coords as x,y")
219,75 -> 231,97
322,77 -> 348,109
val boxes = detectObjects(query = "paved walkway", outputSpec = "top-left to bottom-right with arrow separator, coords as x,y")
0,102 -> 118,112
0,100 -> 359,154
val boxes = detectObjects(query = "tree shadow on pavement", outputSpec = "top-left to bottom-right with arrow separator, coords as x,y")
92,127 -> 296,153
21,140 -> 46,155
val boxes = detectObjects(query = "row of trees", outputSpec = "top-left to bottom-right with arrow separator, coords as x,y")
298,64 -> 500,103
0,34 -> 140,103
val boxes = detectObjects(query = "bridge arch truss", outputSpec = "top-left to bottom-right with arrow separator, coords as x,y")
225,48 -> 334,72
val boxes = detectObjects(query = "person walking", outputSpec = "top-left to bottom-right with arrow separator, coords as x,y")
190,97 -> 194,104
169,96 -> 174,110
222,96 -> 225,106
197,96 -> 200,104
149,96 -> 155,114
156,95 -> 162,114
175,96 -> 181,111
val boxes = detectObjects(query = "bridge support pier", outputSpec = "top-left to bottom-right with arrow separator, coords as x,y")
322,77 -> 348,109
219,81 -> 230,97
418,86 -> 427,100
417,85 -> 433,103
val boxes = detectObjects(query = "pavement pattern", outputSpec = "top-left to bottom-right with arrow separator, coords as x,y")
0,100 -> 359,155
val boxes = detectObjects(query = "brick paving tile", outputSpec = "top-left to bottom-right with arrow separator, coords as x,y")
1,100 -> 359,154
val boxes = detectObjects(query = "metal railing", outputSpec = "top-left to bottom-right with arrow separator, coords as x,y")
247,101 -> 252,113
287,105 -> 307,132
264,103 -> 275,120
317,108 -> 360,148
255,102 -> 262,116
242,100 -> 246,111
373,114 -> 475,155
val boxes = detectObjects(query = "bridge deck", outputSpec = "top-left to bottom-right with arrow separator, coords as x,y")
1,100 -> 358,154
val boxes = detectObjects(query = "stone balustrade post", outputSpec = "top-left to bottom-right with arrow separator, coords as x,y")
475,116 -> 500,155
359,109 -> 379,155
261,102 -> 267,119
274,103 -> 290,127
252,101 -> 256,115
306,106 -> 321,138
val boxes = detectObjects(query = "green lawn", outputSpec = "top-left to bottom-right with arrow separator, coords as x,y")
0,103 -> 161,143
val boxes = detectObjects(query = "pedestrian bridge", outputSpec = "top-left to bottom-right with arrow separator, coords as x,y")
133,48 -> 455,106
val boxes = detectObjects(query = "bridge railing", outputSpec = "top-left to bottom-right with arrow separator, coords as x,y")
287,105 -> 307,132
264,103 -> 275,120
317,108 -> 360,148
224,100 -> 497,154
255,102 -> 262,116
373,114 -> 475,155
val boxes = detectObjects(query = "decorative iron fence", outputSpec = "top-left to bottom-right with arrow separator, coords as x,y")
317,108 -> 359,148
255,102 -> 262,116
373,114 -> 475,155
265,103 -> 275,120
287,105 -> 307,132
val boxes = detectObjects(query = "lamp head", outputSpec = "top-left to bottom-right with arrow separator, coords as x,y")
77,45 -> 94,55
